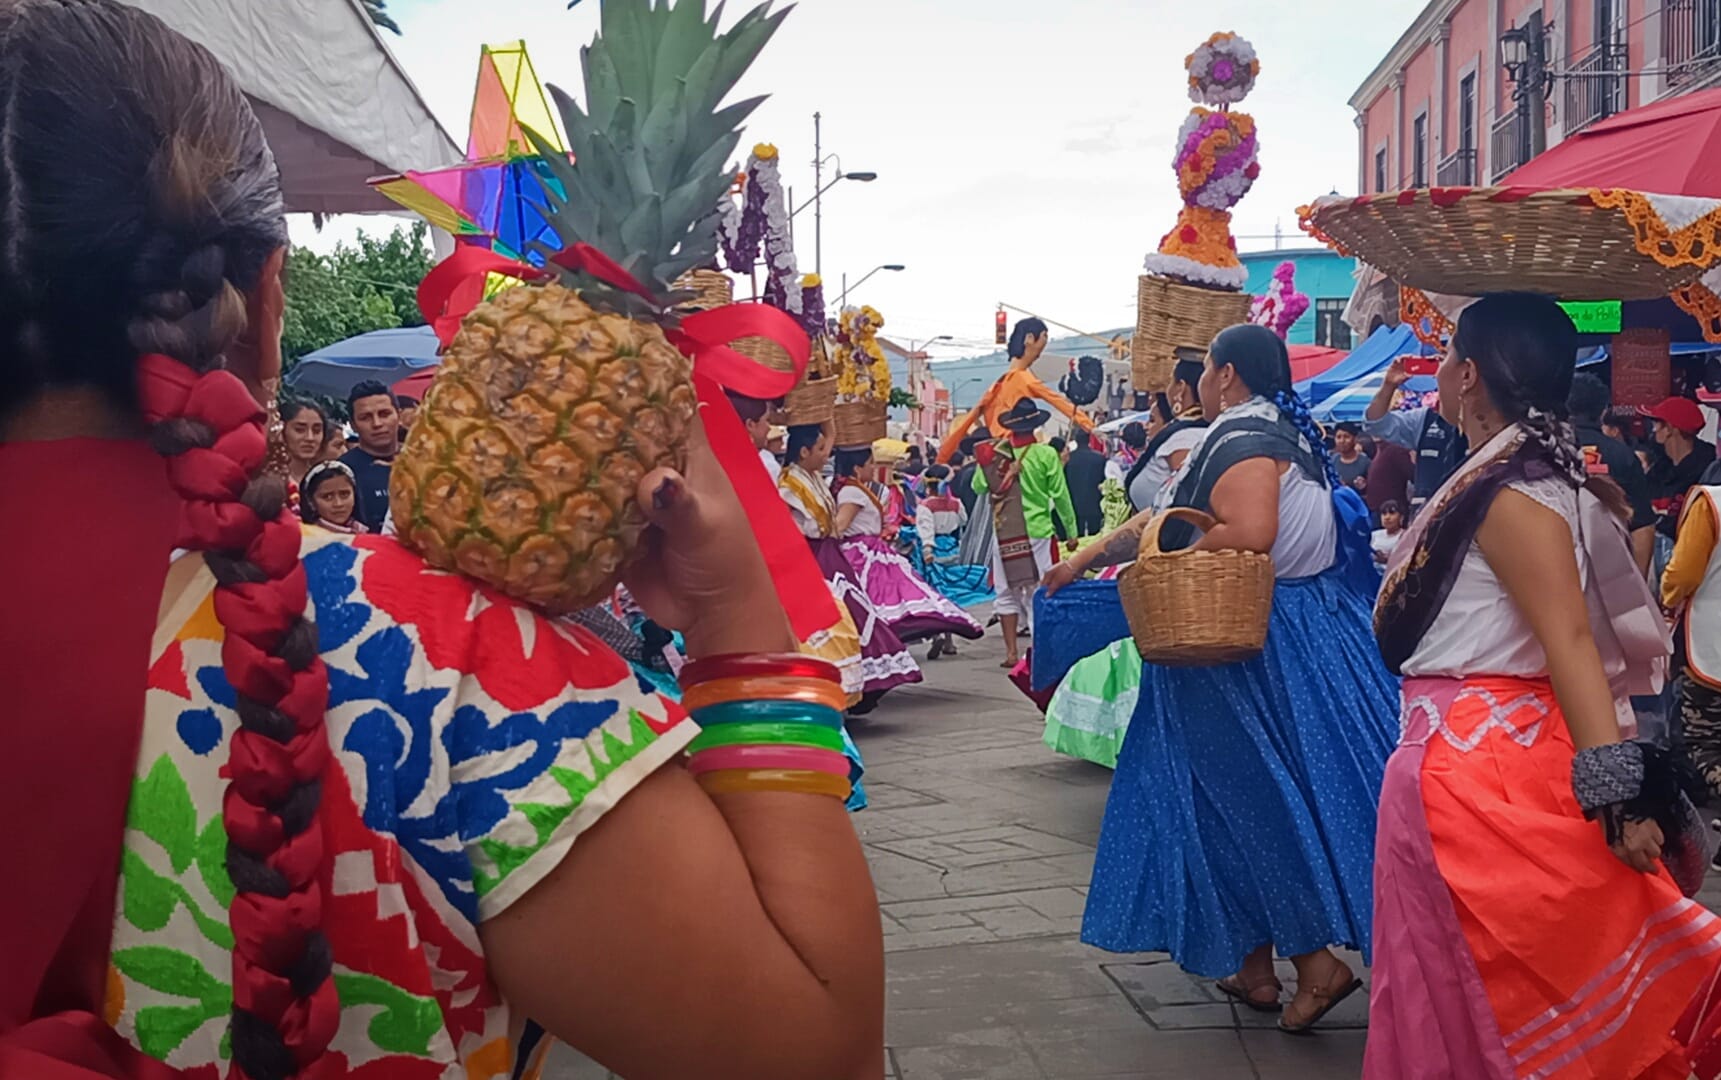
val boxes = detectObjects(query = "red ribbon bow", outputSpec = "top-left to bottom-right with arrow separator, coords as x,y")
417,243 -> 837,641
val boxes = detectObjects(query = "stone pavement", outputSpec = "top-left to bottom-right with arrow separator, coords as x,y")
545,627 -> 1374,1079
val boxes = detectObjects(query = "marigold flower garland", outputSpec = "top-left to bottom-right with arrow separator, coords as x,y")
834,305 -> 890,403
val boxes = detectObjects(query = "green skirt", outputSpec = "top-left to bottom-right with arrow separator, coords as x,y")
1043,637 -> 1140,769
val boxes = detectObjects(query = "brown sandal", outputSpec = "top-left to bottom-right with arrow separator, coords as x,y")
1216,973 -> 1284,1013
1278,961 -> 1362,1035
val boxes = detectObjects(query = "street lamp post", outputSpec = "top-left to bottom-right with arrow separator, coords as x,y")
802,113 -> 879,277
1499,11 -> 1552,162
840,264 -> 905,309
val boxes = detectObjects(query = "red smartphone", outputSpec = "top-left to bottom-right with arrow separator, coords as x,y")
1401,355 -> 1440,376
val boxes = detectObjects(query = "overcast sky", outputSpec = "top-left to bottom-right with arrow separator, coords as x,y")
293,0 -> 1428,356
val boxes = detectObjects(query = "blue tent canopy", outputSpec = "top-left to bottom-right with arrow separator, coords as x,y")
283,326 -> 442,399
1296,324 -> 1439,406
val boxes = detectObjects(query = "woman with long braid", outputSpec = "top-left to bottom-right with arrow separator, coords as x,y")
1042,324 -> 1398,1033
1366,296 -> 1719,1079
0,4 -> 881,1078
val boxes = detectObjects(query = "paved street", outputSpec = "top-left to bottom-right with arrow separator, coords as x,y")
547,626 -> 1372,1080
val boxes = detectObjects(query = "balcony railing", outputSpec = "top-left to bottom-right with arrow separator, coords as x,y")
1436,147 -> 1477,186
1665,0 -> 1721,88
1490,112 -> 1526,181
1562,42 -> 1628,135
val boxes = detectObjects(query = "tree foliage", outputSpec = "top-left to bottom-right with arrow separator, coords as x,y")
281,222 -> 434,370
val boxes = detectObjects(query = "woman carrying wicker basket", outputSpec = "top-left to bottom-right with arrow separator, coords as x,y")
1366,295 -> 1720,1080
1044,324 -> 1398,1033
779,424 -> 923,706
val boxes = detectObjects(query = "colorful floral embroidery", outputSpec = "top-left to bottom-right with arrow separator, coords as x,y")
115,531 -> 696,1074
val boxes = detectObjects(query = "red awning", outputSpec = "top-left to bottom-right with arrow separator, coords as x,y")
1507,88 -> 1721,198
1288,344 -> 1348,384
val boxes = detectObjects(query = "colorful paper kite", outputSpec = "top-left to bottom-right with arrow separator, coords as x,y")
371,41 -> 572,266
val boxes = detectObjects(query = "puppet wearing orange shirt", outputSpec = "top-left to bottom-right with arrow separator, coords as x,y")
938,317 -> 1095,463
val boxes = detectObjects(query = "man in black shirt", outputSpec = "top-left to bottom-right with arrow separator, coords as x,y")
1569,374 -> 1657,572
1062,434 -> 1108,537
1643,395 -> 1717,540
339,379 -> 399,532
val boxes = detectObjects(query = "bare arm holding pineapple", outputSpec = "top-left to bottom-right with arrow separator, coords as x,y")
481,419 -> 883,1080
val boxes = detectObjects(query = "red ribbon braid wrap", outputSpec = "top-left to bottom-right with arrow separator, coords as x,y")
418,243 -> 840,641
136,355 -> 341,1076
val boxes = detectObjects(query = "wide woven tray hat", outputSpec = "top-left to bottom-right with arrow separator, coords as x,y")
1298,186 -> 1721,301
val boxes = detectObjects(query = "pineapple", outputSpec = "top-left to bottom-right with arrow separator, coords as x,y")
392,0 -> 788,613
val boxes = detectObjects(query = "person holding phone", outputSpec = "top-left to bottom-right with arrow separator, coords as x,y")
1364,355 -> 1467,516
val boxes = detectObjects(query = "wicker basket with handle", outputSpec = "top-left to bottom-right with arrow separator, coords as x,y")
1131,275 -> 1253,392
1118,507 -> 1274,666
832,399 -> 888,448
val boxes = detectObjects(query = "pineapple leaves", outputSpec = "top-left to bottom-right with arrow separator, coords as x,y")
581,43 -> 622,132
600,0 -> 653,107
640,82 -> 690,193
620,195 -> 665,266
650,0 -> 708,109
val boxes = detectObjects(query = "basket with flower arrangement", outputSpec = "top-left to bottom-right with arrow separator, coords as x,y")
1133,31 -> 1261,391
831,304 -> 890,445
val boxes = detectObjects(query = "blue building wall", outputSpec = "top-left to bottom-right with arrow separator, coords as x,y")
1238,248 -> 1358,346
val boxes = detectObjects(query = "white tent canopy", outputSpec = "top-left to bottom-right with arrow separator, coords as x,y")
121,0 -> 461,215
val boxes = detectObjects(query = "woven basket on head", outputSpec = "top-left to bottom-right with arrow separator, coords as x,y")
832,399 -> 888,448
1132,275 -> 1253,392
777,377 -> 838,424
1298,187 -> 1721,300
732,334 -> 798,382
1119,508 -> 1274,666
673,269 -> 735,311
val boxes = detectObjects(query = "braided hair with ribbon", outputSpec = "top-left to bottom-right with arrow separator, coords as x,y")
0,2 -> 338,1076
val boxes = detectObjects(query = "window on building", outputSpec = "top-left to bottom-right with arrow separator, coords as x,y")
1315,298 -> 1353,350
1412,114 -> 1428,187
1374,147 -> 1388,193
1459,74 -> 1476,153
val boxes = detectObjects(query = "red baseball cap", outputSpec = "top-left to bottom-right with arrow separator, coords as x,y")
1640,396 -> 1705,435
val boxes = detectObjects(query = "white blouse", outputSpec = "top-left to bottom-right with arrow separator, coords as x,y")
1402,476 -> 1598,679
1128,426 -> 1206,513
837,485 -> 884,539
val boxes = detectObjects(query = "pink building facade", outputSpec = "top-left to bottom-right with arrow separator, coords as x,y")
1354,0 -> 1721,190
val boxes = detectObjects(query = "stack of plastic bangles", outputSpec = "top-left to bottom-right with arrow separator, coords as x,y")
679,653 -> 851,801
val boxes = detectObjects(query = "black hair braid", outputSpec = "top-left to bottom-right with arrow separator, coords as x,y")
1272,388 -> 1343,492
1518,405 -> 1589,486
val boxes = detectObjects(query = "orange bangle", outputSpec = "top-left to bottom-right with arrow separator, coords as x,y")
694,768 -> 853,800
681,676 -> 850,715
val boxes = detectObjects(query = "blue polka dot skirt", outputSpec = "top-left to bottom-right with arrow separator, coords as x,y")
1081,568 -> 1400,977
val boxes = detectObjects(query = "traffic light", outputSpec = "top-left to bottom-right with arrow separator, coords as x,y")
995,309 -> 1007,345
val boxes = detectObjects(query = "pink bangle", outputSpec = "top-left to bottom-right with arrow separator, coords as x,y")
686,745 -> 852,779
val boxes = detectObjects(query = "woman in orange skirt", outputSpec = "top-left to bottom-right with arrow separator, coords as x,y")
1366,294 -> 1716,1079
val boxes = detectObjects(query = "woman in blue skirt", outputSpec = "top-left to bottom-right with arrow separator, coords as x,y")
1044,324 -> 1398,1034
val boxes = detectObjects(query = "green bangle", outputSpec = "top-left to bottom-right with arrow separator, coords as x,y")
691,699 -> 845,730
688,722 -> 847,754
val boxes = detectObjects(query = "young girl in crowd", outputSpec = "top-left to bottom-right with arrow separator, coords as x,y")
1371,500 -> 1405,564
299,460 -> 368,534
278,399 -> 325,510
0,4 -> 882,1076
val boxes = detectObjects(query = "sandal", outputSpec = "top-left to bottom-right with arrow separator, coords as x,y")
928,639 -> 946,661
1278,960 -> 1362,1035
1216,973 -> 1283,1013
